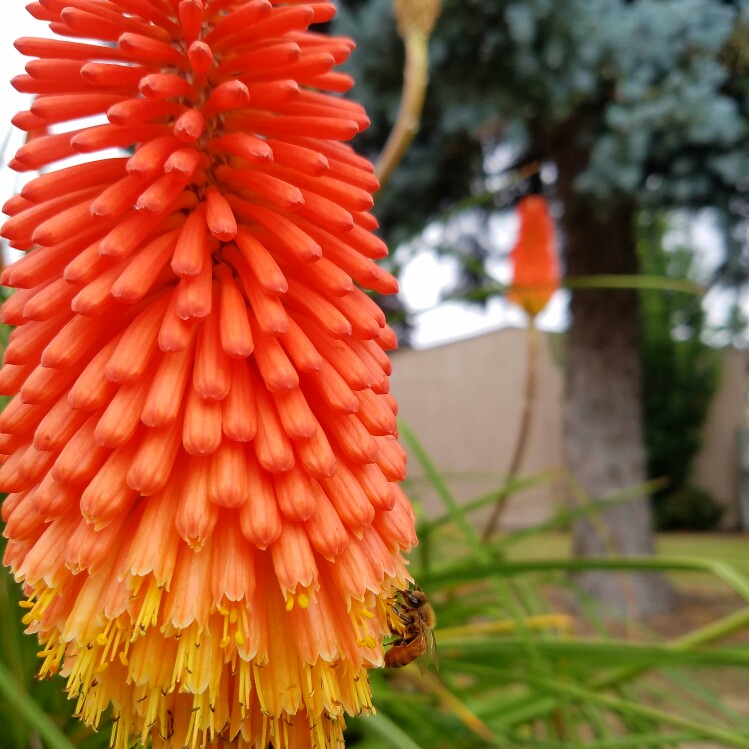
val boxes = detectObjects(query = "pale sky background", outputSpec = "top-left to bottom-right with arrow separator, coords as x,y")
0,6 -> 734,350
0,4 -> 569,350
0,5 -> 46,212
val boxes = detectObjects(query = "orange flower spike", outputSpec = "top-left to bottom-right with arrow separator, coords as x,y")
507,195 -> 561,318
187,40 -> 214,76
273,385 -> 320,439
0,3 -> 417,748
127,417 -> 185,495
179,0 -> 205,46
141,340 -> 196,428
208,439 -> 249,508
215,264 -> 255,357
183,384 -> 223,455
205,184 -> 238,242
239,454 -> 282,549
80,442 -> 141,529
194,308 -> 232,399
159,287 -> 197,352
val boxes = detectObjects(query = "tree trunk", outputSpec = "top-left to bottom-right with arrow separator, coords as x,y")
552,128 -> 675,618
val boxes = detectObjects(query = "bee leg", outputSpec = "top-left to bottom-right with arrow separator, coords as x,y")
389,604 -> 412,631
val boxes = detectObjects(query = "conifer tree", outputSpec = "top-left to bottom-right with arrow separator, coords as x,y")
335,0 -> 749,614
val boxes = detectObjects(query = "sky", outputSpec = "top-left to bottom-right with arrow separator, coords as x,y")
1,4 -> 554,350
0,5 -> 43,212
397,216 -> 569,347
0,6 -> 733,351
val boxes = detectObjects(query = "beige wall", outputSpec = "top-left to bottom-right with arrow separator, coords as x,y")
692,349 -> 749,529
390,328 -> 565,530
389,328 -> 748,531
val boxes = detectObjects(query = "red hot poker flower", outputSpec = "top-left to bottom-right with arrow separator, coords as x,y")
0,2 -> 418,748
507,195 -> 560,318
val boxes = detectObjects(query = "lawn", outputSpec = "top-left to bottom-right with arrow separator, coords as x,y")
497,532 -> 749,667
507,532 -> 749,565
507,532 -> 749,599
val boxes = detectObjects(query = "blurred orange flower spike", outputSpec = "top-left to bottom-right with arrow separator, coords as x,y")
508,195 -> 561,318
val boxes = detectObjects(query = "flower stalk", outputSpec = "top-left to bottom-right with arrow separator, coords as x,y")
482,195 -> 560,541
375,0 -> 441,189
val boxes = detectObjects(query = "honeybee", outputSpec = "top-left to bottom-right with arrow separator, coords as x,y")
384,587 -> 437,670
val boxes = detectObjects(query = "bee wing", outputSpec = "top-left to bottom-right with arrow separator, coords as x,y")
427,628 -> 439,671
417,630 -> 439,674
417,652 -> 429,675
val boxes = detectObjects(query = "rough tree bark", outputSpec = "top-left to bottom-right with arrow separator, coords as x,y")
549,120 -> 675,618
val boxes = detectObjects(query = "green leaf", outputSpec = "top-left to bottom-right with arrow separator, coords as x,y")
362,711 -> 427,749
565,275 -> 705,295
0,660 -> 77,749
456,663 -> 749,748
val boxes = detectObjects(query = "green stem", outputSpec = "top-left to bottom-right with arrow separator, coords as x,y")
482,319 -> 540,542
424,557 -> 749,604
0,660 -> 77,749
376,31 -> 430,190
564,274 -> 704,295
424,468 -> 559,532
399,421 -> 489,564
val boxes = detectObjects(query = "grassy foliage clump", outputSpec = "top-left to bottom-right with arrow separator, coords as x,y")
347,427 -> 749,749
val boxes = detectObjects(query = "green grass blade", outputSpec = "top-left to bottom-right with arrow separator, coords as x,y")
660,666 -> 749,730
457,662 -> 749,748
362,711 -> 427,749
562,732 -> 698,749
439,638 -> 749,669
423,469 -> 560,532
398,421 -> 488,563
564,274 -> 705,295
493,477 -> 669,550
0,660 -> 77,749
422,557 -> 749,604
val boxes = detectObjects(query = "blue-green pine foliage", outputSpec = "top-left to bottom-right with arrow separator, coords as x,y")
335,0 -> 748,531
335,0 -> 749,253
